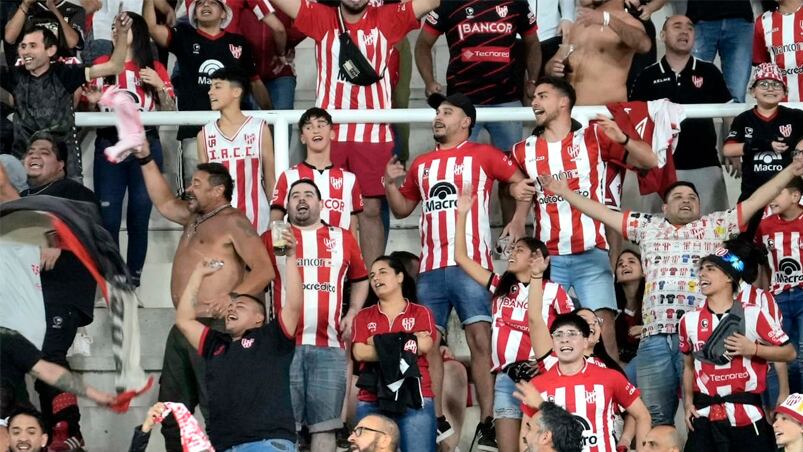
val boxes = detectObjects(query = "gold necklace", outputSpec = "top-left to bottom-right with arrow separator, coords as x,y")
187,203 -> 230,238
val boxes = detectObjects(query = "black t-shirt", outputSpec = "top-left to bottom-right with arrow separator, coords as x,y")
630,57 -> 733,170
200,319 -> 296,450
0,64 -> 86,158
422,0 -> 538,105
725,105 -> 803,199
0,327 -> 43,398
686,0 -> 753,22
167,23 -> 258,140
21,179 -> 99,323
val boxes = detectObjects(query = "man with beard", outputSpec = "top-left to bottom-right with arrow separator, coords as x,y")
265,178 -> 368,452
543,0 -> 650,105
347,414 -> 400,452
385,92 -> 530,450
507,76 -> 656,372
131,141 -> 274,452
269,0 -> 441,272
6,408 -> 48,452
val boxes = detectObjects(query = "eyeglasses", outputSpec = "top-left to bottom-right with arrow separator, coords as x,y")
756,80 -> 784,90
551,330 -> 583,340
352,426 -> 387,437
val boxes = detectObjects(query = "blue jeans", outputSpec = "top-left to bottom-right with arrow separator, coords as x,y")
777,287 -> 803,393
636,334 -> 683,426
549,248 -> 617,312
265,76 -> 297,110
693,18 -> 754,102
224,439 -> 296,452
416,266 -> 492,330
289,345 -> 346,432
493,372 -> 522,419
356,398 -> 436,452
469,100 -> 523,153
93,131 -> 164,286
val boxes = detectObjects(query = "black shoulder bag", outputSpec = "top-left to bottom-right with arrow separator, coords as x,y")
336,8 -> 383,86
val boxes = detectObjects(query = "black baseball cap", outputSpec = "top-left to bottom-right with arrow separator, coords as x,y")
427,92 -> 476,127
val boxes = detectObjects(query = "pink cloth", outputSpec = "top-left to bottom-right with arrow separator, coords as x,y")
98,87 -> 145,163
154,402 -> 215,452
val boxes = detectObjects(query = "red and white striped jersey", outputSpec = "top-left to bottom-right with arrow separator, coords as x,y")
201,116 -> 271,234
522,361 -> 640,452
511,123 -> 627,256
736,281 -> 782,324
488,273 -> 574,372
756,212 -> 803,294
271,163 -> 364,230
265,225 -> 368,348
88,58 -> 174,112
292,0 -> 420,143
679,302 -> 790,427
754,9 -> 803,102
399,141 -> 519,272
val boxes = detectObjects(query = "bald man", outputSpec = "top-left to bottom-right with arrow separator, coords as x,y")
643,425 -> 682,452
348,414 -> 400,452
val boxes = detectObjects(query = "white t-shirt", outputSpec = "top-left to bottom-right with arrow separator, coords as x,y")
0,241 -> 46,348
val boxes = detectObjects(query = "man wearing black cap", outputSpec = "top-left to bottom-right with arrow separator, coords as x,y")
538,152 -> 803,428
384,92 -> 530,450
679,245 -> 794,450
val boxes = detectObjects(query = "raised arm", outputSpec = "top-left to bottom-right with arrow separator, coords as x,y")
87,14 -> 131,79
384,156 -> 419,218
739,157 -> 803,226
30,359 -> 115,406
528,255 -> 553,359
228,215 -> 275,294
4,0 -> 35,45
414,29 -> 442,96
539,175 -> 625,235
577,7 -> 649,53
279,229 -> 302,336
131,140 -> 192,225
45,0 -> 80,49
143,0 -> 170,48
455,190 -> 492,285
412,0 -> 440,19
594,115 -> 657,169
176,260 -> 222,349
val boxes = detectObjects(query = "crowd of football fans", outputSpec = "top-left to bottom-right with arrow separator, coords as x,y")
1,0 -> 803,450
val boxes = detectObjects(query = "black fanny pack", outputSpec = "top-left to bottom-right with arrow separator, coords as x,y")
693,300 -> 745,366
337,8 -> 383,86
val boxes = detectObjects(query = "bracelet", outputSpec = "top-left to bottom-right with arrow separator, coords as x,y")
20,7 -> 29,14
620,134 -> 630,146
603,11 -> 611,27
137,154 -> 153,166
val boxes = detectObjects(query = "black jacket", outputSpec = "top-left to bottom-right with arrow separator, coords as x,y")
356,332 -> 424,415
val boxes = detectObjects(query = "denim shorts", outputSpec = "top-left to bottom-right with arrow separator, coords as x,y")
493,372 -> 522,420
416,266 -> 492,330
289,345 -> 346,432
224,438 -> 296,452
549,248 -> 617,312
356,398 -> 436,452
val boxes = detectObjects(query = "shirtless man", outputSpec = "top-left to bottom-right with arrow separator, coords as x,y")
131,141 -> 274,452
544,0 -> 650,105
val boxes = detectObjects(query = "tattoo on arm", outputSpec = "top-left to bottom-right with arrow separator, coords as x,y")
52,371 -> 89,397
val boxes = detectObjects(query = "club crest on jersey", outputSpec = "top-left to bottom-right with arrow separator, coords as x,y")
465,6 -> 474,18
453,164 -> 465,175
402,317 -> 415,331
568,144 -> 581,159
241,338 -> 254,348
780,124 -> 792,138
404,339 -> 418,353
324,237 -> 338,252
424,182 -> 458,213
245,133 -> 256,145
330,176 -> 343,189
229,44 -> 242,59
367,322 -> 377,332
692,75 -> 704,88
495,5 -> 508,17
585,391 -> 596,403
701,319 -> 709,331
193,43 -> 201,54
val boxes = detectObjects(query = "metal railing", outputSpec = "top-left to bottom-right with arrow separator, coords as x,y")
75,102 -> 803,176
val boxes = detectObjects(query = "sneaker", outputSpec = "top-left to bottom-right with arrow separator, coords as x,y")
335,425 -> 351,450
48,421 -> 85,451
436,415 -> 455,443
471,416 -> 497,452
